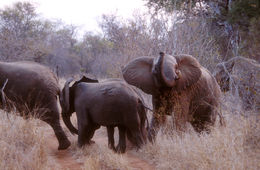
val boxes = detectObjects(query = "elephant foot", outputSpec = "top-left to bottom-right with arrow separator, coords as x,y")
115,144 -> 126,154
58,139 -> 71,150
87,140 -> 95,145
108,143 -> 116,151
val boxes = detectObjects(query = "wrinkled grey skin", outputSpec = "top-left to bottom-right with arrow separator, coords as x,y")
122,52 -> 222,142
60,76 -> 147,153
214,57 -> 260,111
0,61 -> 70,150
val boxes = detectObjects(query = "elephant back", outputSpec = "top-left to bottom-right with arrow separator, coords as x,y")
0,61 -> 59,110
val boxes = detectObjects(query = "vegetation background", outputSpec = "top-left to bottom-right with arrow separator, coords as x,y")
0,0 -> 259,169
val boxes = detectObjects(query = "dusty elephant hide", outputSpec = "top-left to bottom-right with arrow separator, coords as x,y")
60,76 -> 148,153
122,52 -> 223,141
0,61 -> 71,150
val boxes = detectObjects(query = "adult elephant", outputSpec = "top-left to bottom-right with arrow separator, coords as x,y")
214,57 -> 260,111
60,76 -> 147,153
122,52 -> 222,141
0,61 -> 70,150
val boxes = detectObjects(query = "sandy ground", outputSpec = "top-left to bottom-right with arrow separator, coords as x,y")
46,128 -> 154,170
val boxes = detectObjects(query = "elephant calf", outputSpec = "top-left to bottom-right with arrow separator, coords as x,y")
60,76 -> 147,153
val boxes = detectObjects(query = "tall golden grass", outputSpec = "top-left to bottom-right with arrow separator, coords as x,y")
1,92 -> 259,170
67,95 -> 260,170
138,111 -> 260,169
69,127 -> 131,170
0,111 -> 56,170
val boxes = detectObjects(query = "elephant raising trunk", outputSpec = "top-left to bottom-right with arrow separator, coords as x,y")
122,52 -> 222,141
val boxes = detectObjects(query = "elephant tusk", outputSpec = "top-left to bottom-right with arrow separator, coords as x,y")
1,79 -> 8,106
1,79 -> 8,90
1,79 -> 9,119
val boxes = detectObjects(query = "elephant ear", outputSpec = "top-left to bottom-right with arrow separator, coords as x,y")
60,78 -> 73,114
122,57 -> 156,95
175,55 -> 202,91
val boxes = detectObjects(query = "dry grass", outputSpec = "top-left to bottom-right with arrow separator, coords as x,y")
138,108 -> 260,169
0,111 -> 56,170
1,84 -> 259,170
62,79 -> 260,170
67,108 -> 260,170
68,127 -> 131,170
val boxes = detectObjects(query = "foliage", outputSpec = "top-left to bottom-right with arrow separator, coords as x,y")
145,0 -> 198,13
144,0 -> 260,61
0,2 -> 81,76
227,0 -> 260,29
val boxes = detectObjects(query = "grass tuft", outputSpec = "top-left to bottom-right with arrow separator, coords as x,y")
0,111 -> 56,170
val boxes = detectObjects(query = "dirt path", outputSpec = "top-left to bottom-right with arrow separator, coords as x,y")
94,135 -> 155,170
46,131 -> 154,170
46,133 -> 83,170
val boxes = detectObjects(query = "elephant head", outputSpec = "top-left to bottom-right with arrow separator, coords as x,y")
122,52 -> 202,95
60,76 -> 98,135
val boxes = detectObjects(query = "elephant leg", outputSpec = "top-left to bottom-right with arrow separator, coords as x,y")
47,119 -> 71,150
148,115 -> 161,142
85,124 -> 100,145
191,105 -> 214,133
84,125 -> 97,145
116,126 -> 126,153
41,106 -> 71,150
126,127 -> 144,149
78,124 -> 93,147
148,96 -> 167,142
107,126 -> 116,151
77,109 -> 90,147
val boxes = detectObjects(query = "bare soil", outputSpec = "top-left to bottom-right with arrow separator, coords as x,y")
46,130 -> 154,170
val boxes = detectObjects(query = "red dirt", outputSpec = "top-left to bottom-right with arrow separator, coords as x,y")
94,135 -> 155,170
46,131 -> 154,170
46,133 -> 83,170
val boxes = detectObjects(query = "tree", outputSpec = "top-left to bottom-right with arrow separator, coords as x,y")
144,0 -> 260,61
0,2 -> 82,76
0,2 -> 46,60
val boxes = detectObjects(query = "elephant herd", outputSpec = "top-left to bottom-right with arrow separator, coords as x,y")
2,52 -> 256,153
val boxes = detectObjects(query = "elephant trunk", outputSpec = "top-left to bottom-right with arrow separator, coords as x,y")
60,78 -> 78,135
63,78 -> 73,113
62,114 -> 78,135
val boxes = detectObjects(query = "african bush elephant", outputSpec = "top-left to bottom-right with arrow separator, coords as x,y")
122,52 -> 222,141
60,76 -> 147,153
214,57 -> 260,111
0,61 -> 71,150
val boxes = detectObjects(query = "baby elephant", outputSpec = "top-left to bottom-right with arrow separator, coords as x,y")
60,76 -> 147,153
